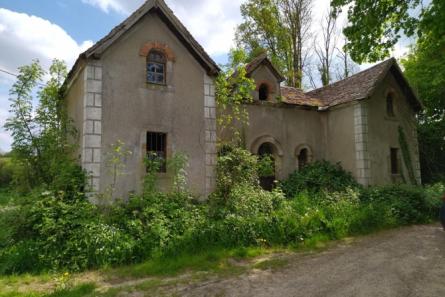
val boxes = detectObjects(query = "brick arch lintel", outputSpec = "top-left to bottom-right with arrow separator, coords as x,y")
139,41 -> 176,62
255,80 -> 276,93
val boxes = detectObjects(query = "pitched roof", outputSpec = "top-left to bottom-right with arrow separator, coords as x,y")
245,53 -> 286,82
66,0 -> 219,86
280,86 -> 323,107
305,58 -> 422,111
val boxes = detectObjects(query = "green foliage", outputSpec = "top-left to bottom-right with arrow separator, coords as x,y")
3,59 -> 85,195
398,126 -> 417,185
281,160 -> 360,197
236,0 -> 310,88
401,0 -> 445,183
1,145 -> 442,277
0,156 -> 13,188
215,49 -> 255,144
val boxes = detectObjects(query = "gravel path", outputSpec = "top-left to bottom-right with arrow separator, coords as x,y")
175,224 -> 445,297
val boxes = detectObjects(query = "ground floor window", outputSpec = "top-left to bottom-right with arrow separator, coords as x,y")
147,132 -> 167,172
298,148 -> 309,170
390,147 -> 399,174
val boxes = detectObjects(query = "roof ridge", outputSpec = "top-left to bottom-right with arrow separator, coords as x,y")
306,57 -> 395,94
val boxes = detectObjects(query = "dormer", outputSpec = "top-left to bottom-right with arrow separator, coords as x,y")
245,54 -> 285,102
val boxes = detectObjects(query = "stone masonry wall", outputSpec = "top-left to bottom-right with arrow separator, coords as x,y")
204,74 -> 217,196
354,102 -> 371,186
82,62 -> 103,192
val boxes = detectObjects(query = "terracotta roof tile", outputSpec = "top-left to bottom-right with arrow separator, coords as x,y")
305,58 -> 395,107
280,86 -> 323,107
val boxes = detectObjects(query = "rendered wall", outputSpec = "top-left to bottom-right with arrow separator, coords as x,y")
96,12 -> 214,198
367,73 -> 421,185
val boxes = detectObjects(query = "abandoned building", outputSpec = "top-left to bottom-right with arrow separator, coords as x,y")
65,0 -> 422,198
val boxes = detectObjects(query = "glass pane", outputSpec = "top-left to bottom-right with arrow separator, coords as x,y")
154,74 -> 164,84
147,72 -> 155,83
147,63 -> 156,73
153,63 -> 164,73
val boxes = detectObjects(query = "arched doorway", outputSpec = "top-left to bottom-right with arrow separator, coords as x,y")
298,148 -> 308,170
258,142 -> 276,190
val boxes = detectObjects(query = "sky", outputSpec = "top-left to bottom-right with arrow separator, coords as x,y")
0,0 -> 410,152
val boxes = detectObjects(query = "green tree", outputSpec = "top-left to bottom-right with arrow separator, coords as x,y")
330,0 -> 441,63
4,59 -> 84,193
236,0 -> 313,88
402,0 -> 445,183
215,49 -> 256,145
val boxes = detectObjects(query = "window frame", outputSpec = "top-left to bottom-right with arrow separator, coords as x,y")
146,132 -> 167,173
147,50 -> 166,85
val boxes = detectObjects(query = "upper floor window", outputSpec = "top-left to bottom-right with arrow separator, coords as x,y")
387,93 -> 395,117
147,50 -> 166,84
259,83 -> 269,101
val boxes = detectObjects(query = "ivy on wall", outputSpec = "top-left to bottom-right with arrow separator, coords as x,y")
398,126 -> 417,185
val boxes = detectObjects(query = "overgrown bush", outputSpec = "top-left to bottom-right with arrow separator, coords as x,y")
281,160 -> 360,198
0,156 -> 13,188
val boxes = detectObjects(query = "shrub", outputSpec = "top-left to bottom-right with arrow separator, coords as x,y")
281,160 -> 360,198
0,156 -> 13,188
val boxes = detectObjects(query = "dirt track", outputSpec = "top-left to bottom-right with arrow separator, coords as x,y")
175,224 -> 445,297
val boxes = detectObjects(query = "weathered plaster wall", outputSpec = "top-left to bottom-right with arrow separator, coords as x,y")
250,66 -> 281,102
323,104 -> 358,180
98,11 -> 213,198
243,104 -> 324,180
367,72 -> 421,185
65,67 -> 85,159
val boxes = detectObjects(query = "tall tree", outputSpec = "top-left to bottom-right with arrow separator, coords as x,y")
236,0 -> 313,88
402,0 -> 445,182
330,0 -> 437,63
314,8 -> 337,86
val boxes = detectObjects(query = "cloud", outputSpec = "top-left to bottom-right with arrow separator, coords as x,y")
0,8 -> 93,151
82,0 -> 244,56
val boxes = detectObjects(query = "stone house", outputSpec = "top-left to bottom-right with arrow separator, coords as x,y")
65,0 -> 422,198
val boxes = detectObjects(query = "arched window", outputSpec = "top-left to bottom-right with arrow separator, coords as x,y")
298,148 -> 308,170
386,93 -> 395,117
147,49 -> 166,84
258,83 -> 269,101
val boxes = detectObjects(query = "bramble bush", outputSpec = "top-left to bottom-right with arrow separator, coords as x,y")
281,160 -> 360,197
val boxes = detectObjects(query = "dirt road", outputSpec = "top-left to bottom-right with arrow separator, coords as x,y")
175,224 -> 445,297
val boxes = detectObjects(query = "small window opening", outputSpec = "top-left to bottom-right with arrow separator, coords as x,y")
259,84 -> 269,101
147,50 -> 166,84
387,93 -> 395,117
390,148 -> 399,174
146,132 -> 167,172
298,148 -> 308,170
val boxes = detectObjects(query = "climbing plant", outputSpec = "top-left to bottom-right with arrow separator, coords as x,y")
398,126 -> 417,185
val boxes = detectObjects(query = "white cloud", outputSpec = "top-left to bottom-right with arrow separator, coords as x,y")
0,8 -> 93,151
82,0 -> 244,56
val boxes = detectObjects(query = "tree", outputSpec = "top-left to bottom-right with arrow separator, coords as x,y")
236,0 -> 313,88
330,0 -> 440,63
314,8 -> 337,86
215,49 -> 256,146
4,59 -> 85,194
402,0 -> 445,183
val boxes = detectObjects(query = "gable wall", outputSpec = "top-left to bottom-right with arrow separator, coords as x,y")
65,67 -> 85,159
98,11 -> 213,198
323,104 -> 359,180
250,65 -> 281,102
367,72 -> 421,185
